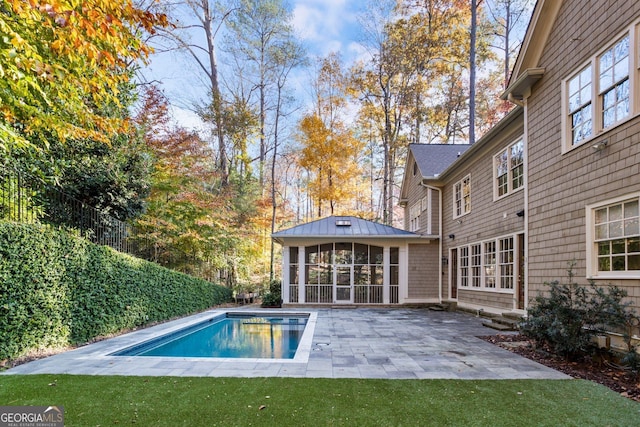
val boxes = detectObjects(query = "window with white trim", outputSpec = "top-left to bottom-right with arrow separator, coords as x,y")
460,246 -> 469,287
499,237 -> 514,289
563,22 -> 639,151
471,244 -> 481,288
484,241 -> 496,288
568,65 -> 593,145
494,138 -> 524,198
456,236 -> 516,292
454,175 -> 471,218
409,202 -> 421,232
587,195 -> 640,277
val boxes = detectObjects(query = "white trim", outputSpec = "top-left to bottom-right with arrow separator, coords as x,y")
453,174 -> 471,219
562,20 -> 640,154
585,192 -> 640,279
493,136 -> 525,201
454,232 -> 522,294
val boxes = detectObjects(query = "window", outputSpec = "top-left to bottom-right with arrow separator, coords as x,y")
600,36 -> 630,128
484,241 -> 496,288
456,236 -> 516,292
409,203 -> 421,232
494,138 -> 524,198
563,23 -> 638,151
454,175 -> 471,218
471,244 -> 482,287
568,65 -> 593,145
587,195 -> 640,277
459,246 -> 469,287
499,237 -> 514,289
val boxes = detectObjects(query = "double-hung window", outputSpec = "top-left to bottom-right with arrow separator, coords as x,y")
600,36 -> 630,128
563,22 -> 638,152
494,138 -> 524,198
456,236 -> 515,292
409,203 -> 421,232
454,175 -> 471,218
587,195 -> 640,278
568,66 -> 593,145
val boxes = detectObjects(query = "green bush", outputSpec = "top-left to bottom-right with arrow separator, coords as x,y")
520,265 -> 631,361
261,280 -> 282,307
0,222 -> 232,361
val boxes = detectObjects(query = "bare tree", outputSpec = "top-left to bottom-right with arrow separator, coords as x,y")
149,0 -> 235,186
485,0 -> 534,88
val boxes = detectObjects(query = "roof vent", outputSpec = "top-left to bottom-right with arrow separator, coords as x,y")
335,219 -> 351,227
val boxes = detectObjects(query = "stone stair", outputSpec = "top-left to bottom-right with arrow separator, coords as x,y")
482,312 -> 522,331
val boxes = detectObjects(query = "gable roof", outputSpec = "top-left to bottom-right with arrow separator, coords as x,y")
410,144 -> 472,179
272,216 -> 420,243
399,144 -> 472,204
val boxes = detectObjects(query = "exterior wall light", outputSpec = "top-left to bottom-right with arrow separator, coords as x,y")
592,139 -> 608,151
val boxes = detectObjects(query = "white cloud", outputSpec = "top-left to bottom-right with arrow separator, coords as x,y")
292,0 -> 361,60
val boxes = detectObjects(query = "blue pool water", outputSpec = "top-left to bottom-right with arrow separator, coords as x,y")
112,313 -> 309,359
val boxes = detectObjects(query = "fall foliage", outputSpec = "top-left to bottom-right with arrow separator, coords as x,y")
0,0 -> 167,150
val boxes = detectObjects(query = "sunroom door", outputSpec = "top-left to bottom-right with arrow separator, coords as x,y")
335,265 -> 353,303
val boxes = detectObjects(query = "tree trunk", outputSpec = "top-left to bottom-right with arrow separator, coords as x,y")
469,0 -> 477,145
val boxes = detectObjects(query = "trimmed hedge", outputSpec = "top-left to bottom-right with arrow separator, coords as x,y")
0,222 -> 232,361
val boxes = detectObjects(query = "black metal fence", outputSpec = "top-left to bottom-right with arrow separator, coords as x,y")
0,166 -> 134,254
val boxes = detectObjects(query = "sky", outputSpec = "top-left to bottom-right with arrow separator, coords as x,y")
139,0 -> 370,130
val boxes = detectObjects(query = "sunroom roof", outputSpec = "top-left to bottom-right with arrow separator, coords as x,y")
272,216 -> 421,242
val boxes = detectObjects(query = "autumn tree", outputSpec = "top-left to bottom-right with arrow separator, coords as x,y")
297,114 -> 365,218
353,0 -> 471,225
133,86 -> 232,279
0,0 -> 166,152
224,0 -> 300,189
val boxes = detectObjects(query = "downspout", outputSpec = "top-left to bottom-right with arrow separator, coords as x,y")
511,90 -> 529,312
421,181 -> 443,303
522,97 -> 530,312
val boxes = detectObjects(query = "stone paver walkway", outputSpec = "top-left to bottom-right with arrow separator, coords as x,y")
3,307 -> 569,379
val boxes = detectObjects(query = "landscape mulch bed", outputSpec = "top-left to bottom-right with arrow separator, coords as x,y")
480,334 -> 640,402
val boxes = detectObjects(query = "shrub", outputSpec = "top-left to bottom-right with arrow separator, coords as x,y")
0,222 -> 233,361
520,264 -> 631,361
261,280 -> 282,307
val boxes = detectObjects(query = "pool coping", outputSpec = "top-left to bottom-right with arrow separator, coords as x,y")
106,310 -> 318,363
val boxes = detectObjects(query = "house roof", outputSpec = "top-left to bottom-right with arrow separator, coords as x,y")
272,216 -> 420,242
410,144 -> 473,179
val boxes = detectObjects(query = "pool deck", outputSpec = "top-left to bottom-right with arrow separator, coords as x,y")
2,307 -> 569,380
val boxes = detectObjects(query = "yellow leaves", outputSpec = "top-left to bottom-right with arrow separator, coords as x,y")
0,0 -> 168,151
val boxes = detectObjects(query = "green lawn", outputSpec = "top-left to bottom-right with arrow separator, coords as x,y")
1,375 -> 639,426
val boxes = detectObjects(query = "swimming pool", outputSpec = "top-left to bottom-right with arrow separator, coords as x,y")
111,313 -> 310,359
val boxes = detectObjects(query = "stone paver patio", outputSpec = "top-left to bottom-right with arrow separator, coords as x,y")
2,307 -> 569,379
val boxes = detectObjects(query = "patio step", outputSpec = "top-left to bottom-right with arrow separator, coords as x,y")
482,314 -> 521,331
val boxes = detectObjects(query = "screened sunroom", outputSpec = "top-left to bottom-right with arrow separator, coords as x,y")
272,216 -> 422,305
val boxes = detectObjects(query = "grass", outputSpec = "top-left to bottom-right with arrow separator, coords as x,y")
1,375 -> 639,426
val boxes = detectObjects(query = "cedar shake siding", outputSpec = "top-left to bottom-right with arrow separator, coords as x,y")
437,108 -> 525,313
407,243 -> 439,300
515,0 -> 640,311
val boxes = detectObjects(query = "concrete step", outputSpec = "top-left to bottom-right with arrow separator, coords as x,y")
482,314 -> 522,331
482,321 -> 516,331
